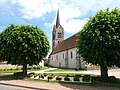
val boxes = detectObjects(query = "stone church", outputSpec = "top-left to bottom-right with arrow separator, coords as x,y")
49,9 -> 86,69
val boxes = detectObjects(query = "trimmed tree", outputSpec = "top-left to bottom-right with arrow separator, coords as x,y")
77,8 -> 120,79
0,24 -> 50,77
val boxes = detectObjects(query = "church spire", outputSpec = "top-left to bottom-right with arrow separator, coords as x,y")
56,9 -> 60,28
52,0 -> 64,50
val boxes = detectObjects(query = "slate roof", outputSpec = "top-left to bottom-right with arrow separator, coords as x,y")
51,33 -> 78,54
56,9 -> 60,28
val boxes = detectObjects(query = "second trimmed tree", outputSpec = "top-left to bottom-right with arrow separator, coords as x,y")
77,8 -> 120,79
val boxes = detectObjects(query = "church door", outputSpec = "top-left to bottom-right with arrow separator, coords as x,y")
59,63 -> 61,67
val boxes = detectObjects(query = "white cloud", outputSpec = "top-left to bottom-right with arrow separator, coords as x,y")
56,0 -> 120,33
59,6 -> 83,33
10,0 -> 17,4
61,6 -> 81,20
49,40 -> 52,52
12,0 -> 58,19
0,0 -> 7,3
44,23 -> 52,29
7,0 -> 120,33
63,19 -> 87,33
17,0 -> 52,19
51,2 -> 86,33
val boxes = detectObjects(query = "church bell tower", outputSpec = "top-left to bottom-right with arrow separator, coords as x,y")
52,9 -> 64,50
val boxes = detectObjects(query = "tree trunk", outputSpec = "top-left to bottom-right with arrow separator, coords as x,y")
100,65 -> 108,79
23,64 -> 27,77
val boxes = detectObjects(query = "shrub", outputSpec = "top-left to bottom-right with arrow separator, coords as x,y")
39,74 -> 44,79
3,68 -> 7,71
0,68 -> 3,71
27,73 -> 35,77
73,76 -> 80,81
48,76 -> 53,79
83,75 -> 90,82
36,66 -> 41,69
75,69 -> 78,71
75,74 -> 82,77
34,74 -> 39,77
109,76 -> 117,82
47,74 -> 55,79
14,72 -> 23,76
50,74 -> 54,76
109,76 -> 116,80
56,77 -> 62,80
64,77 -> 70,81
64,75 -> 70,81
27,66 -> 32,70
10,68 -> 14,70
15,67 -> 21,70
33,66 -> 37,69
43,73 -> 47,77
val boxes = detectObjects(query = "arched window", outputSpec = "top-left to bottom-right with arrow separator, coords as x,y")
56,55 -> 58,60
63,53 -> 64,59
71,52 -> 73,59
52,56 -> 53,60
58,32 -> 61,38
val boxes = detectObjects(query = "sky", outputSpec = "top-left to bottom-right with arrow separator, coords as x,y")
0,0 -> 120,48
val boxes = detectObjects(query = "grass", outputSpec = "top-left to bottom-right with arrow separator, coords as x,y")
0,66 -> 48,74
0,70 -> 22,74
46,68 -> 83,72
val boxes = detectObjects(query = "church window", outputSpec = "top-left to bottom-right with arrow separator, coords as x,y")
58,32 -> 61,38
76,49 -> 79,56
63,53 -> 64,59
71,52 -> 73,59
59,26 -> 61,29
53,34 -> 55,40
66,51 -> 68,58
52,56 -> 53,60
56,55 -> 58,60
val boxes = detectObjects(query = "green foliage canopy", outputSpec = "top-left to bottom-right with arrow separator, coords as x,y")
0,24 -> 50,65
77,8 -> 120,67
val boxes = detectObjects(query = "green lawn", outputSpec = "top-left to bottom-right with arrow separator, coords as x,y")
46,68 -> 83,72
0,70 -> 22,74
0,66 -> 48,74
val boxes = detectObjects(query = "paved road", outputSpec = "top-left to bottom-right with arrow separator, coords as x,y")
0,84 -> 36,90
82,69 -> 120,78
